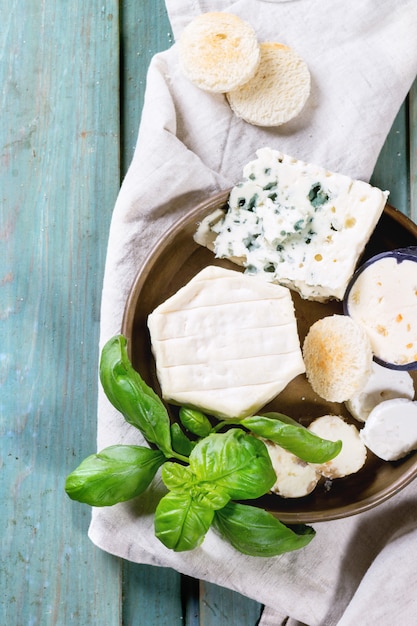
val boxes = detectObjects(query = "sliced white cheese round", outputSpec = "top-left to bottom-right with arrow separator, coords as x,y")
262,440 -> 320,498
346,361 -> 415,422
360,398 -> 417,461
308,415 -> 367,478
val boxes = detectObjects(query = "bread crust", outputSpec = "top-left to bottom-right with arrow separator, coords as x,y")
227,42 -> 311,126
302,315 -> 373,402
178,12 -> 260,93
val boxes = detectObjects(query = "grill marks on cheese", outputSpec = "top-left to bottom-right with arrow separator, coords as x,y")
147,266 -> 305,418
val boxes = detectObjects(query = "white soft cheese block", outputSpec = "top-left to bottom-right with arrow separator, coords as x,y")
199,148 -> 388,302
263,440 -> 320,498
346,361 -> 415,422
345,251 -> 417,368
360,398 -> 417,461
147,265 -> 305,419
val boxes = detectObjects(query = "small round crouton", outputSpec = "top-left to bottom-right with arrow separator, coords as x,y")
303,314 -> 373,402
178,12 -> 260,93
226,42 -> 310,126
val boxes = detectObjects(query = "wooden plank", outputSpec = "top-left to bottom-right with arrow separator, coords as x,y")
120,0 -> 174,175
409,79 -> 417,223
122,564 -> 183,626
199,581 -> 263,626
371,78 -> 417,223
1,2 -> 121,624
118,2 -> 185,623
370,102 -> 410,215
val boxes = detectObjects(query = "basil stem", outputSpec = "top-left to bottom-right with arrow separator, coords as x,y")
65,445 -> 165,506
99,335 -> 176,459
213,501 -> 315,557
241,414 -> 342,464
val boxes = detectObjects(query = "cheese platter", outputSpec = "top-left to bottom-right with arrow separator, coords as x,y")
122,189 -> 417,524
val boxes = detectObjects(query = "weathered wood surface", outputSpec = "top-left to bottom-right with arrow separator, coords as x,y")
1,1 -> 415,624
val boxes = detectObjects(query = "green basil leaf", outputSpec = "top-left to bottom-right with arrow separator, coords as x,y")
65,445 -> 165,506
99,335 -> 173,457
179,407 -> 212,437
191,481 -> 231,510
161,461 -> 194,491
213,501 -> 315,557
154,490 -> 214,552
242,415 -> 342,463
189,429 -> 276,500
161,464 -> 230,510
170,423 -> 195,457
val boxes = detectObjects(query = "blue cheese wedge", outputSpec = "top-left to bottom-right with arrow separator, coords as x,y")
147,265 -> 305,419
195,148 -> 388,301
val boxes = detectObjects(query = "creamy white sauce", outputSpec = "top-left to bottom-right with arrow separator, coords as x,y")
346,255 -> 417,367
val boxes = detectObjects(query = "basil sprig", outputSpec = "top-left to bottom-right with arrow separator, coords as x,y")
154,430 -> 276,551
65,334 -> 341,557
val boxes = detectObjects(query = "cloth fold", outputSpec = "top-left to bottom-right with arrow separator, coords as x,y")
89,1 -> 417,624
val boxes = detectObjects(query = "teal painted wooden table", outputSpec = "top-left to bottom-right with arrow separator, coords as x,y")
1,2 -> 416,624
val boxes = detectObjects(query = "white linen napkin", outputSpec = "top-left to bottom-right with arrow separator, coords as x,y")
89,1 -> 417,624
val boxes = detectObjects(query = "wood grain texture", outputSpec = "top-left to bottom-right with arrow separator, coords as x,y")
120,0 -> 173,175
1,1 -> 121,624
118,2 -> 187,624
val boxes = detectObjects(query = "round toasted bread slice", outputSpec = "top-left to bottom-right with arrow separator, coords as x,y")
302,315 -> 373,403
227,42 -> 311,126
178,12 -> 260,93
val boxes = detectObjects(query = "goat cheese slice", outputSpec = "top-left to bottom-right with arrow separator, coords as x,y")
262,440 -> 320,498
202,148 -> 388,301
345,361 -> 415,422
147,265 -> 305,419
308,415 -> 367,478
360,398 -> 417,461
